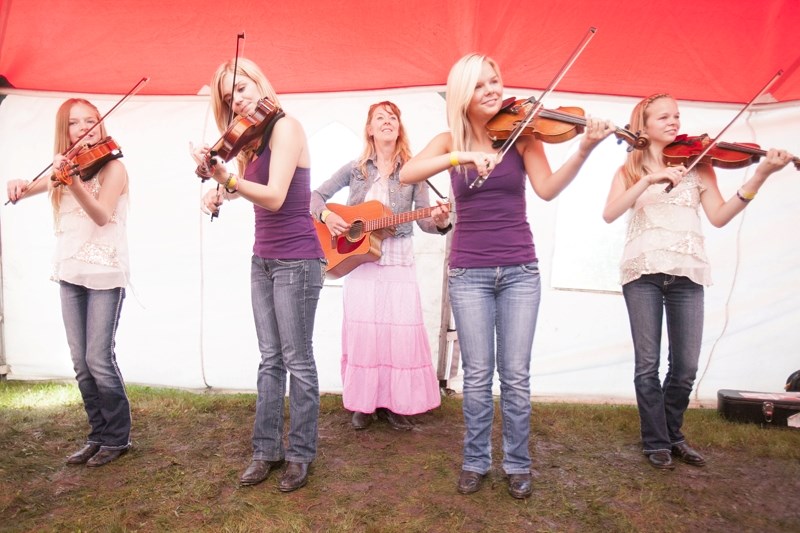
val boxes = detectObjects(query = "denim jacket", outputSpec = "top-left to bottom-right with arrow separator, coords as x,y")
310,157 -> 446,237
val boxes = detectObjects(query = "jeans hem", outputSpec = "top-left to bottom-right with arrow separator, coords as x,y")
100,443 -> 131,451
503,468 -> 531,475
461,466 -> 489,475
253,455 -> 285,462
643,448 -> 671,455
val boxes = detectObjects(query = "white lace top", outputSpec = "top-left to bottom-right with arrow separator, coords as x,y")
52,176 -> 130,289
620,169 -> 711,286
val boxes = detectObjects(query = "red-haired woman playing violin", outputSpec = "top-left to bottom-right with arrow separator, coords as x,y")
7,98 -> 132,468
603,93 -> 795,471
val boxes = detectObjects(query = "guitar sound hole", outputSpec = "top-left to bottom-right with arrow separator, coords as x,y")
346,221 -> 365,243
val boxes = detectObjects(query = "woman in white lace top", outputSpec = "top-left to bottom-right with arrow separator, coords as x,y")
6,98 -> 131,468
603,93 -> 794,471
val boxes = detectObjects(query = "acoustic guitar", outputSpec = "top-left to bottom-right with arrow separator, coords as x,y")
314,200 -> 447,279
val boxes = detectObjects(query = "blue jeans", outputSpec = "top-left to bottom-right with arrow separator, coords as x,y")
622,274 -> 704,454
60,281 -> 131,450
250,256 -> 324,464
448,263 -> 541,475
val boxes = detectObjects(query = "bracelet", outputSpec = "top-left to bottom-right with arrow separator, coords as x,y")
736,188 -> 755,203
320,209 -> 332,223
449,151 -> 460,167
224,174 -> 238,194
436,222 -> 453,235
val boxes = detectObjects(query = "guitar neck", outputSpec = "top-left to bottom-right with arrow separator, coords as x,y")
365,205 -> 442,231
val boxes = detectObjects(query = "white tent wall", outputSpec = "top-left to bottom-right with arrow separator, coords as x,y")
1,89 -> 798,401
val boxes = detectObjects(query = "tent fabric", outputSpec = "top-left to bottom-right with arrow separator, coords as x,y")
1,1 -> 799,103
1,89 -> 798,401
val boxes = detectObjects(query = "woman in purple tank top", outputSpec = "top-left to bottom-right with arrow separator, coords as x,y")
401,53 -> 614,499
191,58 -> 324,493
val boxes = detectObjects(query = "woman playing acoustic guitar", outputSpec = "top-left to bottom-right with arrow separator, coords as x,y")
311,101 -> 451,431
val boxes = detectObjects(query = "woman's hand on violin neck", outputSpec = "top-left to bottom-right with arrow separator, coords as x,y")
190,141 -> 228,183
189,141 -> 209,166
757,148 -> 795,178
578,116 -> 615,155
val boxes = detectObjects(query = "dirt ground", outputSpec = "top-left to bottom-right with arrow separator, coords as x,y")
1,385 -> 799,532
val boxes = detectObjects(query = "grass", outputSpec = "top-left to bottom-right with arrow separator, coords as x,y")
0,380 -> 798,532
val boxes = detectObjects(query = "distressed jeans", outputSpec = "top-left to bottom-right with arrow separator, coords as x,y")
60,281 -> 131,450
622,274 -> 703,454
448,263 -> 541,475
250,256 -> 324,464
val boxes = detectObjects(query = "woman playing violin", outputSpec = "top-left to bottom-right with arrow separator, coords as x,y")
6,98 -> 132,467
191,58 -> 324,492
602,93 -> 795,471
400,53 -> 614,499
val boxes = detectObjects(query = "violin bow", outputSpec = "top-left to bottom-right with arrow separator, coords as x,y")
6,76 -> 149,205
470,26 -> 597,189
211,31 -> 246,221
664,69 -> 783,192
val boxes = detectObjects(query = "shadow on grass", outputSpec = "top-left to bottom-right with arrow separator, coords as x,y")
0,381 -> 798,532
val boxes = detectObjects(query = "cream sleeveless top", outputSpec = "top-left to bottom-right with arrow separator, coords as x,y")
52,176 -> 130,289
620,169 -> 711,286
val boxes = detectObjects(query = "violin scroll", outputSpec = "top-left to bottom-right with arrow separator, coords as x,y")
618,124 -> 649,151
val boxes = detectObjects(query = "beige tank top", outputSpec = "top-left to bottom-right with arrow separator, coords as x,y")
52,176 -> 130,289
620,169 -> 711,286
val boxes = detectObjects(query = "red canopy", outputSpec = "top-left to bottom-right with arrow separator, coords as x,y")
1,0 -> 799,103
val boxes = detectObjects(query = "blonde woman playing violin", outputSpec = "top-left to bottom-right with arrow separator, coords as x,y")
400,53 -> 613,500
191,58 -> 324,493
7,98 -> 132,468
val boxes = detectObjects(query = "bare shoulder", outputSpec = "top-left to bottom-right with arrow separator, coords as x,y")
427,131 -> 454,151
273,114 -> 304,136
100,158 -> 127,179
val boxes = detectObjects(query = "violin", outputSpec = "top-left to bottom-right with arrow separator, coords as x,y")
664,134 -> 800,170
486,97 -> 649,151
195,97 -> 284,180
52,137 -> 123,186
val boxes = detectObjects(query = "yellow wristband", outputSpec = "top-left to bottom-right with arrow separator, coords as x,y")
224,174 -> 238,194
449,151 -> 460,167
738,188 -> 756,201
321,209 -> 332,223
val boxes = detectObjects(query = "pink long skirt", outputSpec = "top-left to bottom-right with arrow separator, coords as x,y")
341,261 -> 441,415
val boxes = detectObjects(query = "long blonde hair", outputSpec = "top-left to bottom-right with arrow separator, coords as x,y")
621,93 -> 674,188
50,98 -> 107,215
446,53 -> 501,154
355,101 -> 412,178
209,57 -> 281,176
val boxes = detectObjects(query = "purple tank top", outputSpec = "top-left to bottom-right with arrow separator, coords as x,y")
449,147 -> 537,268
243,147 -> 323,260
